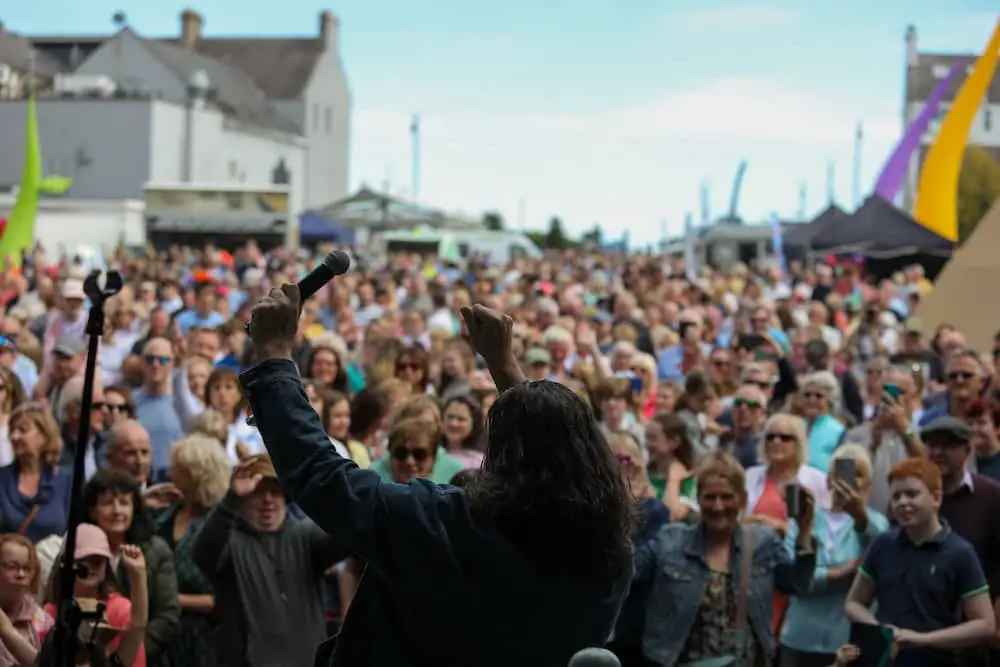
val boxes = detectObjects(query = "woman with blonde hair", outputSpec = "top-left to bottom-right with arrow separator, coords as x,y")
0,368 -> 26,466
779,444 -> 889,667
799,371 -> 846,473
745,413 -> 830,637
634,452 -> 817,666
0,405 -> 70,543
154,435 -> 230,667
370,395 -> 465,483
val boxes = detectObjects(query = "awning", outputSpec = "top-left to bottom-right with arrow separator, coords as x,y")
299,210 -> 354,244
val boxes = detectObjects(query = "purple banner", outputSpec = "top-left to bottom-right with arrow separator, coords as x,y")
873,58 -> 970,201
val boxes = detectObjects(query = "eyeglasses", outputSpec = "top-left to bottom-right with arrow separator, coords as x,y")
0,561 -> 32,575
390,446 -> 432,463
766,432 -> 796,443
733,398 -> 761,410
396,362 -> 420,372
105,403 -> 133,414
144,354 -> 172,366
948,371 -> 977,381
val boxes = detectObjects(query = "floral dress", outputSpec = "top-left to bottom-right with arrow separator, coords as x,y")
155,505 -> 217,667
676,569 -> 763,666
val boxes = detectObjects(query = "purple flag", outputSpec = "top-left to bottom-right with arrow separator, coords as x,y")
873,58 -> 970,201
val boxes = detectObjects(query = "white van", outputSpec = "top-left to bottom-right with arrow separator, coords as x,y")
376,227 -> 542,264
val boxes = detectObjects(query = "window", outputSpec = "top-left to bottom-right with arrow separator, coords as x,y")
324,107 -> 332,134
932,63 -> 950,79
457,243 -> 470,259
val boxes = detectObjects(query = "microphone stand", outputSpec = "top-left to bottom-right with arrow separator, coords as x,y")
51,269 -> 123,667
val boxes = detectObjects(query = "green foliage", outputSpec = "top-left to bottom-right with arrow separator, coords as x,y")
958,146 -> 1000,243
482,211 -> 505,231
545,216 -> 569,250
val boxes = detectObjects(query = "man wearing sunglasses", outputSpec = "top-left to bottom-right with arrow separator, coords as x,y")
717,384 -> 768,468
919,349 -> 984,427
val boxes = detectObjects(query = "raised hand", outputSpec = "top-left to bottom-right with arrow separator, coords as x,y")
460,304 -> 513,364
120,544 -> 146,575
248,284 -> 301,359
230,458 -> 264,497
142,483 -> 183,510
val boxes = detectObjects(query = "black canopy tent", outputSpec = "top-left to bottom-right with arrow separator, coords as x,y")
810,195 -> 953,280
782,204 -> 848,247
811,195 -> 953,257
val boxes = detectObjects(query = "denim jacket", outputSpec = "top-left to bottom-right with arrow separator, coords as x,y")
780,507 -> 889,655
634,522 -> 816,666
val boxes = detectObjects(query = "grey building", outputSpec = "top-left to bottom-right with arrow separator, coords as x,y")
901,25 -> 1000,210
0,9 -> 350,217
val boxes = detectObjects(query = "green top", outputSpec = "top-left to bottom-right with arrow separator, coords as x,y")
370,447 -> 466,484
650,476 -> 667,500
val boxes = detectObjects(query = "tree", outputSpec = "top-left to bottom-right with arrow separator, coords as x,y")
580,224 -> 603,247
545,216 -> 568,250
482,211 -> 505,231
958,146 -> 1000,243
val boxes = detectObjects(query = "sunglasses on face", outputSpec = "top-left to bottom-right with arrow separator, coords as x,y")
712,359 -> 730,367
766,432 -> 796,443
144,354 -> 172,366
105,403 -> 132,414
391,446 -> 432,463
396,362 -> 420,372
733,398 -> 761,410
948,371 -> 976,381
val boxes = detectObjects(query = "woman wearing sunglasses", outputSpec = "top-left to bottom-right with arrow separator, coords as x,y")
606,432 -> 669,667
386,418 -> 439,485
40,524 -> 149,667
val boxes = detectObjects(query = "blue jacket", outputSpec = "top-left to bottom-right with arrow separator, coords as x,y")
634,521 -> 815,666
0,462 -> 72,543
241,358 -> 631,667
780,507 -> 889,654
614,499 -> 671,649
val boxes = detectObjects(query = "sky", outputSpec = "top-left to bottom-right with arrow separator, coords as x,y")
4,1 -> 999,245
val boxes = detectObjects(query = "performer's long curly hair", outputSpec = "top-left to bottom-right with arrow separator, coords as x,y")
467,380 -> 635,590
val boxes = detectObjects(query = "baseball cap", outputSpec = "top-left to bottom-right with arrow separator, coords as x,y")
524,348 -> 552,366
61,279 -> 86,301
904,317 -> 923,335
74,524 -> 113,561
53,334 -> 85,358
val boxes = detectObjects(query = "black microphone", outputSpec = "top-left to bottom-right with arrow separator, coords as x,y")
296,249 -> 352,302
244,250 -> 351,427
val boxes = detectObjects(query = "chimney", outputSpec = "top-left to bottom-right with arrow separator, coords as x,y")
905,25 -> 918,68
180,9 -> 203,48
319,10 -> 338,51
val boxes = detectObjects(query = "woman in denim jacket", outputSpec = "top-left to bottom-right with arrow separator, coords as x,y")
779,445 -> 888,667
634,452 -> 817,667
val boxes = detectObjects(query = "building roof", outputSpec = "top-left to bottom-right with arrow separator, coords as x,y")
906,52 -> 1000,104
138,34 -> 300,134
162,38 -> 324,100
0,30 -> 63,76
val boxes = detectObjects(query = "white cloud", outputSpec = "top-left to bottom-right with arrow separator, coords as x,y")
674,6 -> 799,30
350,77 -> 900,245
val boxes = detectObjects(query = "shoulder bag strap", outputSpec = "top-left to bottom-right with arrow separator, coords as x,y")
18,505 -> 42,536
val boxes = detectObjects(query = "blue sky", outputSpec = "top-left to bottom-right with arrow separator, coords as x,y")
5,1 -> 998,244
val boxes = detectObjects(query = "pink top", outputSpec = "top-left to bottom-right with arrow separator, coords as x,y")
42,593 -> 146,667
0,594 -> 51,667
449,449 -> 484,470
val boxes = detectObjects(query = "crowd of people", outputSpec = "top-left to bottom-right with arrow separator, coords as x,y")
0,239 -> 996,666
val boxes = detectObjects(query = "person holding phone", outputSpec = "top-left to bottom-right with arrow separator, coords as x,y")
779,446 -> 889,667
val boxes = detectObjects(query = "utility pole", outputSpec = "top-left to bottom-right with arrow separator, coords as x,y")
410,114 -> 420,201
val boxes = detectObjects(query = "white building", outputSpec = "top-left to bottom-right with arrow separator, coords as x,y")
0,10 -> 351,246
901,25 -> 1000,210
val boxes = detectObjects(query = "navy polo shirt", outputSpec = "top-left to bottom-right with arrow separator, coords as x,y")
859,522 -> 988,665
